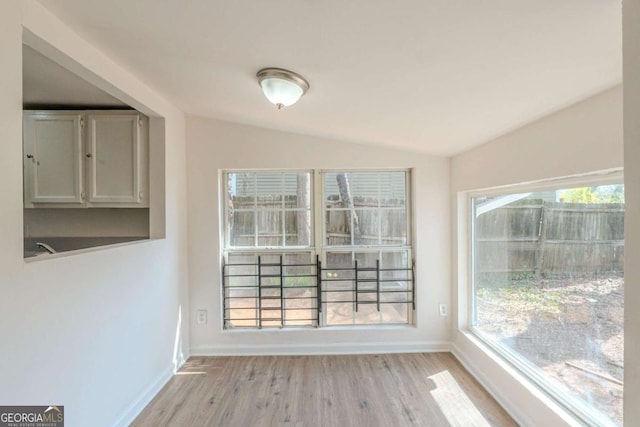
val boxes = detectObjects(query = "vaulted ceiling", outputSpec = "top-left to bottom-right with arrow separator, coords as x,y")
37,0 -> 621,155
23,45 -> 126,108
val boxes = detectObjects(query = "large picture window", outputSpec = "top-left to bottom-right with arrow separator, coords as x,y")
223,170 -> 414,329
470,179 -> 624,426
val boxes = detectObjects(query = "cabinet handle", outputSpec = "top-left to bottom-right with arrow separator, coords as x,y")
26,154 -> 34,160
86,153 -> 92,158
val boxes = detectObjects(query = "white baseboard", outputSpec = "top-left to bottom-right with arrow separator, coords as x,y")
111,356 -> 188,427
450,342 -> 534,427
190,341 -> 451,356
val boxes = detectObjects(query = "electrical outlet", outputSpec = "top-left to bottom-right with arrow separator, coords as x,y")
439,303 -> 448,317
197,309 -> 208,325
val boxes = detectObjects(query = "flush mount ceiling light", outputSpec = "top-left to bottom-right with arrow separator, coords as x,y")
257,67 -> 310,109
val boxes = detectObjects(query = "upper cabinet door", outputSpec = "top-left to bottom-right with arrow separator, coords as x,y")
86,114 -> 142,204
23,113 -> 84,205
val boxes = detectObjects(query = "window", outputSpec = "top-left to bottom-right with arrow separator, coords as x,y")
470,180 -> 624,426
223,170 -> 414,329
226,172 -> 312,248
322,171 -> 412,325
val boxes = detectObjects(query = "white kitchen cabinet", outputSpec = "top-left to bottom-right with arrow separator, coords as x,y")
23,110 -> 148,208
87,114 -> 142,204
23,113 -> 84,205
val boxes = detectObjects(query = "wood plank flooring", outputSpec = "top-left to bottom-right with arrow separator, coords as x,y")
132,353 -> 517,427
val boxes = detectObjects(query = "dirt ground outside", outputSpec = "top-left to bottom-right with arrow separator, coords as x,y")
475,273 -> 624,425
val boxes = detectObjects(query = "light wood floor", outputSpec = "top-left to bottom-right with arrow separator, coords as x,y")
132,353 -> 517,427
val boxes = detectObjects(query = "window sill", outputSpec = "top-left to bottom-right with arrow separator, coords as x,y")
222,324 -> 416,333
455,329 -> 616,427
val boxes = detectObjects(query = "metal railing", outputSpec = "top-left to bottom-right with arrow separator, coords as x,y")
222,255 -> 415,329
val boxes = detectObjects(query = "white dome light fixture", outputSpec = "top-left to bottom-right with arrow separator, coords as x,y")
257,67 -> 310,110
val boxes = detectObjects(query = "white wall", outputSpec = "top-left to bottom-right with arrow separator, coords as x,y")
452,86 -> 622,191
623,0 -> 640,424
450,85 -> 623,426
24,208 -> 149,238
186,117 -> 451,354
0,2 -> 188,426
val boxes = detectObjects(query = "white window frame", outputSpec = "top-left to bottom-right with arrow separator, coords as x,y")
222,168 -> 414,329
223,170 -> 315,250
320,169 -> 412,249
319,169 -> 413,326
463,169 -> 624,427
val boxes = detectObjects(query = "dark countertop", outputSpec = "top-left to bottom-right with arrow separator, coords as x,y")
24,236 -> 148,257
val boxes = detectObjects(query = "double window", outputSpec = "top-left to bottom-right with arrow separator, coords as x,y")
223,170 -> 414,329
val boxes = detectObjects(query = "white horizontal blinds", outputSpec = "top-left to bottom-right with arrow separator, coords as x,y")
324,171 -> 406,205
233,172 -> 300,196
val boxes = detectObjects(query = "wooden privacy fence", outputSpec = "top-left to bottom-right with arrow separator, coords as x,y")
230,195 -> 406,247
230,195 -> 300,246
475,200 -> 624,277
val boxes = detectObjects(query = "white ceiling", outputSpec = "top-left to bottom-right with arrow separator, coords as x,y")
37,0 -> 621,156
23,45 -> 127,108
